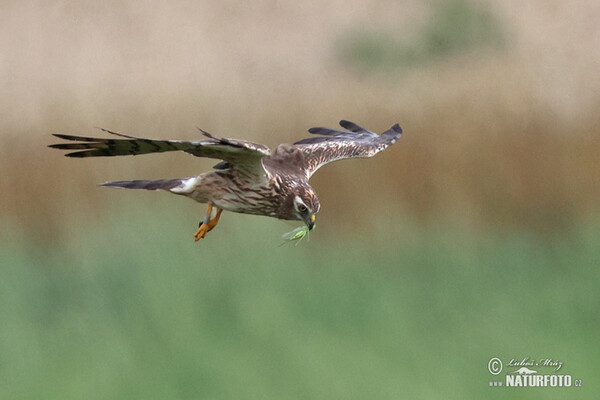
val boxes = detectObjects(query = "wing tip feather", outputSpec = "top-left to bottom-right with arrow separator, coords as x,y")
382,123 -> 403,144
196,126 -> 215,139
64,152 -> 85,158
307,127 -> 341,136
391,123 -> 402,134
95,127 -> 135,139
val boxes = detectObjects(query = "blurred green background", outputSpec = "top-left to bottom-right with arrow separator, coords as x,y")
1,1 -> 599,398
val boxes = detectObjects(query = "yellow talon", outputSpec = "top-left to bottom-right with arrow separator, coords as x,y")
194,202 -> 223,241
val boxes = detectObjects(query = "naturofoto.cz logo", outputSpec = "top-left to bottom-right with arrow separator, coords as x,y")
487,357 -> 582,388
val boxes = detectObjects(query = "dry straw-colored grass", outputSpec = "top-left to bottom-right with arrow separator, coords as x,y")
2,1 -> 599,242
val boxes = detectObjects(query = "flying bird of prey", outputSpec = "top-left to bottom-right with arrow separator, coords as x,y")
50,120 -> 402,241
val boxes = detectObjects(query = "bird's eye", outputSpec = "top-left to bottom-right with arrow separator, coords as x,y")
298,204 -> 307,213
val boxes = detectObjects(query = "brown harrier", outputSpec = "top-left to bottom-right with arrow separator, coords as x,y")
50,120 -> 402,240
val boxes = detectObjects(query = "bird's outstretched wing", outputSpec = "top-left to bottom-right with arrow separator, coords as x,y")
50,128 -> 271,172
293,120 -> 402,178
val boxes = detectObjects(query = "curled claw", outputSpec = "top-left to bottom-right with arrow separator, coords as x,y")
194,203 -> 223,241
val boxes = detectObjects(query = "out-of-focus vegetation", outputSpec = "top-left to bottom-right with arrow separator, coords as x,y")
337,0 -> 504,71
2,209 -> 599,399
2,0 -> 600,398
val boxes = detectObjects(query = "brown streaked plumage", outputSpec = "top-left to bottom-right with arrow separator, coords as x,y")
50,120 -> 402,240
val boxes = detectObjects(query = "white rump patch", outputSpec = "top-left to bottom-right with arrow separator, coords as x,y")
170,177 -> 199,194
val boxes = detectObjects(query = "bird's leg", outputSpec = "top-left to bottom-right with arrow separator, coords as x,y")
195,203 -> 214,241
194,202 -> 223,241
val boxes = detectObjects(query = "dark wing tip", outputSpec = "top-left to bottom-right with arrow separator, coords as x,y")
381,123 -> 403,145
196,127 -> 216,140
51,133 -> 89,141
391,123 -> 402,134
307,127 -> 343,136
64,149 -> 114,158
64,151 -> 88,158
338,120 -> 369,133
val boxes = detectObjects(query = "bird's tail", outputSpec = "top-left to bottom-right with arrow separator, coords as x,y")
101,177 -> 198,193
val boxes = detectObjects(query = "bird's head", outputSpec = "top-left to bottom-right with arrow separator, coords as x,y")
280,183 -> 320,230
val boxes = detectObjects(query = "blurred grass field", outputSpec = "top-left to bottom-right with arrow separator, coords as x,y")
2,207 -> 599,399
2,0 -> 600,398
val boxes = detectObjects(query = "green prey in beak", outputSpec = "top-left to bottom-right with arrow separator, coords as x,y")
281,224 -> 314,243
282,214 -> 316,243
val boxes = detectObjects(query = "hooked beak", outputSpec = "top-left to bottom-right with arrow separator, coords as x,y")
305,214 -> 316,231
